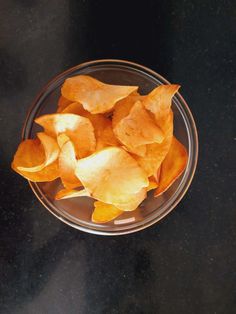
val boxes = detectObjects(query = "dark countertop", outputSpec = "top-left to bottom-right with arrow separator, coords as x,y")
0,1 -> 235,313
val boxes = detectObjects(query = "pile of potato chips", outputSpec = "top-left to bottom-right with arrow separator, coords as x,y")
12,75 -> 188,223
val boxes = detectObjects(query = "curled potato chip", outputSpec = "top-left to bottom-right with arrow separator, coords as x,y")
92,201 -> 123,223
11,139 -> 59,182
75,147 -> 148,208
57,96 -> 71,113
114,101 -> 163,147
17,132 -> 59,173
61,75 -> 138,114
155,137 -> 188,196
59,140 -> 82,189
135,111 -> 174,176
35,113 -> 96,158
143,84 -> 180,122
55,188 -> 89,200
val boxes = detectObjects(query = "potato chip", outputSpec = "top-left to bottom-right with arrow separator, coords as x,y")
113,100 -> 164,158
11,139 -> 59,182
59,140 -> 82,189
135,111 -> 174,176
17,132 -> 59,173
35,113 -> 96,158
57,96 -> 71,113
61,75 -> 138,114
55,188 -> 89,200
143,84 -> 180,122
92,201 -> 123,223
155,137 -> 188,196
75,147 -> 148,208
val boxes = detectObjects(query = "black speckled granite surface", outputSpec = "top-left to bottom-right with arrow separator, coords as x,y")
0,1 -> 236,313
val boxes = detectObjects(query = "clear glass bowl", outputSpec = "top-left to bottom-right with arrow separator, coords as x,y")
22,59 -> 198,235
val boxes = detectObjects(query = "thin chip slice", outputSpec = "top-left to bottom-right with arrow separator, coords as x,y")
57,96 -> 71,113
11,139 -> 59,182
61,75 -> 138,114
143,84 -> 180,122
35,113 -> 96,158
55,188 -> 89,200
17,132 -> 59,173
113,101 -> 164,157
63,103 -> 119,150
75,147 -> 148,207
155,137 -> 188,197
135,111 -> 174,176
59,140 -> 82,189
92,201 -> 123,223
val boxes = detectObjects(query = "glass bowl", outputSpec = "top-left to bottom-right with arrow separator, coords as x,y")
22,59 -> 198,235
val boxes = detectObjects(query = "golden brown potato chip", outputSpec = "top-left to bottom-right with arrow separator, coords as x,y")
135,111 -> 174,176
92,201 -> 123,223
114,101 -> 163,147
155,137 -> 188,196
59,140 -> 82,189
57,96 -> 71,113
143,84 -> 180,122
35,113 -> 96,158
17,132 -> 59,173
12,139 -> 59,182
75,147 -> 148,209
61,75 -> 138,114
55,188 -> 89,200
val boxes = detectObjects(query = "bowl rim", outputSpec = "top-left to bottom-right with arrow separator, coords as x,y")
22,59 -> 198,236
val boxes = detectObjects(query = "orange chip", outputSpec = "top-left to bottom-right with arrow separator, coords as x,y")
11,138 -> 59,182
135,111 -> 174,176
61,75 -> 138,114
35,113 -> 96,158
92,201 -> 123,223
57,96 -> 71,113
55,188 -> 89,200
75,147 -> 148,209
59,140 -> 82,189
114,101 -> 163,147
155,137 -> 188,197
17,132 -> 59,173
143,84 -> 180,122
